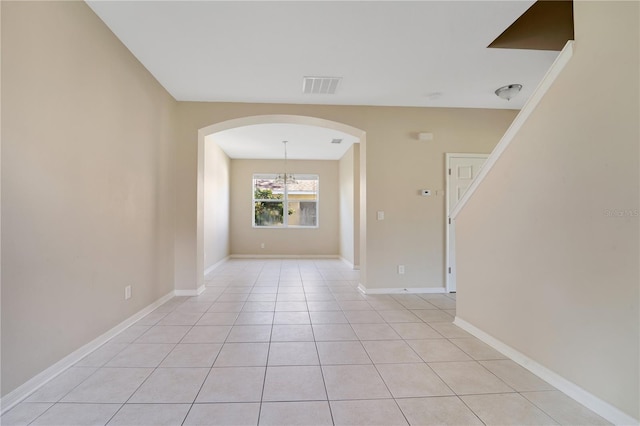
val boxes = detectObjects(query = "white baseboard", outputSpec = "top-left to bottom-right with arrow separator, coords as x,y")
0,291 -> 175,414
358,284 -> 446,295
174,285 -> 206,297
338,257 -> 360,270
204,256 -> 229,276
453,317 -> 639,426
340,257 -> 355,269
230,254 -> 340,259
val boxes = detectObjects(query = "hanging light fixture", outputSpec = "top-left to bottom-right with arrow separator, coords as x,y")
495,84 -> 523,101
274,141 -> 297,186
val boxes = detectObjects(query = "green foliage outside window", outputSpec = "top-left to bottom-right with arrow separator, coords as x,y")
254,188 -> 293,226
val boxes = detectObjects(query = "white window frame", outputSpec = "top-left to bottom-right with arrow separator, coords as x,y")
252,173 -> 320,228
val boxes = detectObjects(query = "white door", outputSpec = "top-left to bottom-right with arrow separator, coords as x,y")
446,154 -> 489,292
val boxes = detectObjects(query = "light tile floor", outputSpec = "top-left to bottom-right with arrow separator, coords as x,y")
2,259 -> 611,425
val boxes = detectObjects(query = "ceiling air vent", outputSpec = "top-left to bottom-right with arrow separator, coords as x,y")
302,76 -> 341,95
331,138 -> 343,144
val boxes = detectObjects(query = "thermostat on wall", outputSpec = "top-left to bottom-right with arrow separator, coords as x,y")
420,189 -> 431,196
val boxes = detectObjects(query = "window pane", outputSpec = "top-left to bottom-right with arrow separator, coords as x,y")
255,201 -> 284,226
252,173 -> 318,228
254,176 -> 284,200
288,201 -> 317,227
287,177 -> 318,201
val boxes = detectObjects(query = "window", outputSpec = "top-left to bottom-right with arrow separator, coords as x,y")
253,174 -> 319,228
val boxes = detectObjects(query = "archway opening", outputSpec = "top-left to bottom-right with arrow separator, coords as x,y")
195,115 -> 367,291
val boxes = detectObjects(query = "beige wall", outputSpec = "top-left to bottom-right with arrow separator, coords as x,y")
353,143 -> 360,268
1,1 -> 177,396
177,103 -> 516,291
456,1 -> 639,419
339,145 -> 356,265
203,139 -> 231,270
0,0 -> 518,399
229,159 -> 339,255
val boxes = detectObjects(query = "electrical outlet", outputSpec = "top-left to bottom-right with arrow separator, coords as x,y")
125,285 -> 132,300
398,265 -> 405,275
260,243 -> 265,249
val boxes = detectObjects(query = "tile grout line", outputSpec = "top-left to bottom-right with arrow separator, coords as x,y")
256,261 -> 279,426
113,293 -> 202,424
97,296 -> 193,425
32,296 -> 197,424
22,316 -> 154,424
7,259 -> 593,426
305,271 -> 336,426
182,278 -> 235,426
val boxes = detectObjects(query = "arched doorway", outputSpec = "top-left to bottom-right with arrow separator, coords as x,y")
195,115 -> 367,291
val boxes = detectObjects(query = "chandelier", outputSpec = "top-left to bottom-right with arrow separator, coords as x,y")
274,140 -> 298,186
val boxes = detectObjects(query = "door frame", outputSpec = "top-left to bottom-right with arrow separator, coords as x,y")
445,153 -> 489,293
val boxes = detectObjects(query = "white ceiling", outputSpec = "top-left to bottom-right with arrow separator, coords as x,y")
86,1 -> 560,110
86,1 -> 562,160
209,123 -> 359,160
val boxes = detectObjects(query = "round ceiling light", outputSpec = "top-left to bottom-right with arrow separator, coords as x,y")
495,84 -> 523,101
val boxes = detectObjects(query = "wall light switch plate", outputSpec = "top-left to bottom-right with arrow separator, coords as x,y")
377,211 -> 385,220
